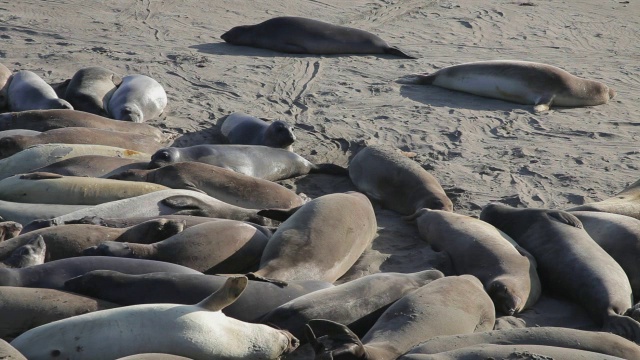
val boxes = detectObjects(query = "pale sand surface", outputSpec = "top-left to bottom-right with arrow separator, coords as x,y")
1,0 -> 639,343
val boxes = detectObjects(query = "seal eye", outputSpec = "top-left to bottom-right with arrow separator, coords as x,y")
51,349 -> 61,357
159,151 -> 170,160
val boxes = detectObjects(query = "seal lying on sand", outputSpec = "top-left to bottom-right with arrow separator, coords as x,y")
62,66 -> 122,116
31,155 -> 148,178
0,63 -> 12,111
108,74 -> 167,123
7,70 -> 73,111
220,112 -> 296,150
568,178 -> 640,219
222,16 -> 416,58
398,60 -> 615,112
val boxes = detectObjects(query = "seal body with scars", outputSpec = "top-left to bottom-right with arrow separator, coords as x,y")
7,70 -> 73,112
110,162 -> 308,209
407,209 -> 541,315
83,220 -> 270,274
401,344 -> 627,360
0,173 -> 169,205
398,60 -> 616,112
349,145 -> 452,215
0,109 -> 165,141
220,112 -> 296,150
0,200 -> 88,226
63,66 -> 122,116
480,204 -> 640,343
0,286 -> 118,340
64,271 -> 332,322
222,16 -> 416,59
0,236 -> 46,269
108,74 -> 167,123
12,277 -> 299,360
253,191 -> 376,283
306,275 -> 496,360
0,339 -> 26,360
0,63 -> 11,111
569,178 -> 640,220
150,145 -> 347,181
260,270 -> 445,341
31,155 -> 148,178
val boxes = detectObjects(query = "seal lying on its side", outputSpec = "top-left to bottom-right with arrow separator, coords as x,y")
7,70 -> 73,111
31,155 -> 148,178
401,344 -> 627,360
62,66 -> 122,117
220,112 -> 296,150
568,178 -> 640,220
0,200 -> 88,226
398,60 -> 616,113
221,16 -> 416,58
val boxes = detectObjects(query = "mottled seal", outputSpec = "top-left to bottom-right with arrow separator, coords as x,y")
0,236 -> 46,269
31,155 -> 149,178
568,178 -> 640,219
12,277 -> 299,360
64,270 -> 332,322
401,344 -> 627,360
253,191 -> 376,283
406,209 -> 541,315
63,66 -> 122,116
150,145 -> 347,181
220,112 -> 296,150
221,16 -> 416,58
0,109 -> 165,141
108,74 -> 167,123
7,70 -> 73,111
83,220 -> 270,274
0,63 -> 11,111
261,270 -> 444,341
306,275 -> 495,360
398,60 -> 616,112
0,172 -> 169,205
110,161 -> 308,209
349,145 -> 452,215
480,203 -> 640,343
0,286 -> 118,341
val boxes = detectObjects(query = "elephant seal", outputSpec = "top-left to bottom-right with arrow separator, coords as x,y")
306,275 -> 495,360
64,270 -> 332,322
150,145 -> 347,181
0,63 -> 11,111
108,74 -> 167,123
83,220 -> 270,274
261,270 -> 444,341
0,286 -> 118,341
220,112 -> 296,150
405,327 -> 640,359
7,70 -> 73,111
31,155 -> 148,178
116,355 -> 190,360
0,221 -> 22,241
398,60 -> 616,113
0,172 -> 169,205
221,16 -> 416,58
0,129 -> 40,138
110,162 -> 308,209
0,236 -> 46,269
401,344 -> 627,360
0,109 -> 164,141
349,145 -> 452,215
568,178 -> 640,219
253,192 -> 376,283
0,256 -> 201,290
0,339 -> 26,360
0,143 -> 150,180
406,209 -> 541,315
12,277 -> 299,360
0,200 -> 88,226
0,127 -> 162,159
0,219 -> 184,261
63,66 -> 122,116
480,203 -> 640,343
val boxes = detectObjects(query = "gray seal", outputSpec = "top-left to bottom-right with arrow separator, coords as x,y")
0,236 -> 46,269
108,74 -> 167,123
220,112 -> 295,150
63,66 -> 122,116
221,16 -> 416,59
0,338 -> 26,360
568,178 -> 640,220
31,155 -> 148,178
7,70 -> 73,111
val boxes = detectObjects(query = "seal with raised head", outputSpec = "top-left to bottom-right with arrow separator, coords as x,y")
150,145 -> 347,181
220,112 -> 296,150
0,221 -> 22,241
480,203 -> 640,343
0,236 -> 46,269
568,178 -> 640,220
31,155 -> 149,178
306,275 -> 495,360
349,145 -> 452,215
11,277 -> 299,360
110,161 -> 308,209
0,63 -> 13,111
108,74 -> 167,123
398,60 -> 616,112
221,16 -> 416,58
62,66 -> 122,116
7,70 -> 73,111
406,209 -> 541,315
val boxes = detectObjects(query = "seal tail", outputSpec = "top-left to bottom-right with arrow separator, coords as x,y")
385,46 -> 418,59
310,163 -> 349,176
396,73 -> 436,85
305,319 -> 366,357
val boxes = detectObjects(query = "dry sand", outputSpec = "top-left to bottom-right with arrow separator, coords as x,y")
1,0 -> 639,341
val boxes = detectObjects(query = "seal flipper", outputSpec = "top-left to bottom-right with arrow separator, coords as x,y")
162,195 -> 211,216
197,276 -> 248,311
395,73 -> 436,85
384,46 -> 418,59
257,206 -> 302,222
603,313 -> 640,344
306,319 -> 367,359
547,211 -> 583,229
51,78 -> 71,98
310,163 -> 348,176
19,172 -> 64,180
245,272 -> 288,287
533,94 -> 554,113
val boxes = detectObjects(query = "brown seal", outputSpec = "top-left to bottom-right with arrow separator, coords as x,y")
31,155 -> 148,178
62,66 -> 122,117
568,178 -> 640,219
220,112 -> 296,150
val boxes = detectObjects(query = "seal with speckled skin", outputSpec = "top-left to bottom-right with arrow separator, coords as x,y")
221,16 -> 416,59
150,145 -> 347,181
568,178 -> 640,219
110,161 -> 308,209
63,66 -> 122,116
31,155 -> 148,178
349,145 -> 452,215
306,275 -> 495,360
0,63 -> 12,111
7,70 -> 73,111
108,74 -> 167,123
398,60 -> 616,112
220,112 -> 296,150
480,203 -> 640,343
